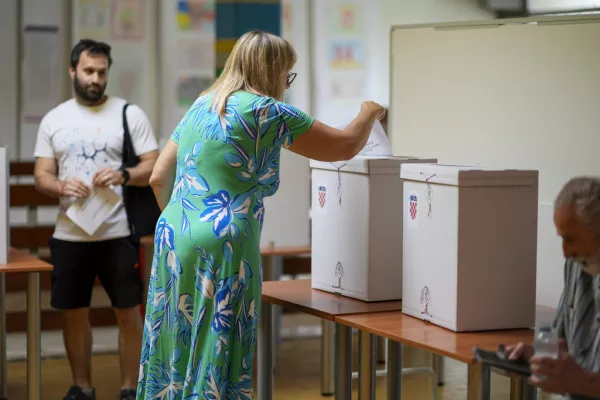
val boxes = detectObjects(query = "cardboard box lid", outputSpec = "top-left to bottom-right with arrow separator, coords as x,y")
310,156 -> 437,175
400,163 -> 539,187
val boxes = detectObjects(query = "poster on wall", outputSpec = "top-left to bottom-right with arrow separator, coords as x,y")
77,0 -> 111,40
176,76 -> 213,108
328,40 -> 364,69
329,2 -> 363,34
111,0 -> 145,41
176,39 -> 215,72
22,26 -> 63,123
331,75 -> 364,100
282,1 -> 293,40
176,0 -> 215,34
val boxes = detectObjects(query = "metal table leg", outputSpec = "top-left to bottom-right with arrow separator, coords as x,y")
27,272 -> 41,400
0,273 -> 6,400
467,363 -> 491,400
321,320 -> 335,396
258,302 -> 273,400
377,336 -> 387,364
359,331 -> 375,400
432,354 -> 445,386
261,254 -> 281,371
387,340 -> 403,400
510,375 -> 538,400
335,324 -> 352,400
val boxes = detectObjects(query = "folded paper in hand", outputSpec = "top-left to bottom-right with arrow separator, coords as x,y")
66,186 -> 122,236
355,119 -> 392,159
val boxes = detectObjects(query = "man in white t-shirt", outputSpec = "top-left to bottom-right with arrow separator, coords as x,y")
33,39 -> 158,400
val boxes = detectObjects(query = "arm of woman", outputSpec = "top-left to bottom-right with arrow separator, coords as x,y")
149,140 -> 178,210
287,101 -> 386,162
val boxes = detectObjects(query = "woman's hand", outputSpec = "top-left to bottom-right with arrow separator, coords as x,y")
361,101 -> 387,121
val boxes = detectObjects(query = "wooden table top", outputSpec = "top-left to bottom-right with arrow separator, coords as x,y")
260,246 -> 310,257
335,311 -> 536,364
0,248 -> 53,273
140,235 -> 310,257
262,279 -> 402,321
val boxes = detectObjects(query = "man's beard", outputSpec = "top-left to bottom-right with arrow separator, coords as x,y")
73,74 -> 106,103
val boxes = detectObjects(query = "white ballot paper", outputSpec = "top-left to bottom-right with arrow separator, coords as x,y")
355,119 -> 392,158
66,186 -> 123,236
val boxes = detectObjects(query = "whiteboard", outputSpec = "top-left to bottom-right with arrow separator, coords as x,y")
390,15 -> 600,204
389,14 -> 600,308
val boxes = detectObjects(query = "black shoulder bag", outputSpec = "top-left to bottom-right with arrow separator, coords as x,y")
121,103 -> 162,242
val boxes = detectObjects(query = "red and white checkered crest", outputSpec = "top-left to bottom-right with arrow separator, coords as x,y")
409,194 -> 418,220
318,185 -> 327,208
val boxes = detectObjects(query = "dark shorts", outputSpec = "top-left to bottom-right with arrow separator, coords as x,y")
48,236 -> 144,310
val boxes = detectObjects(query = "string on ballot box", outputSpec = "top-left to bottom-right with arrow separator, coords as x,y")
330,162 -> 346,206
420,172 -> 436,219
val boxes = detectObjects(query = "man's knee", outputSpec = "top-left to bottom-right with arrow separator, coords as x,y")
63,307 -> 90,324
114,306 -> 142,331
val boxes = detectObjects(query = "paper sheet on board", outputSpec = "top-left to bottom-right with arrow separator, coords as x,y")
66,186 -> 122,236
355,119 -> 392,158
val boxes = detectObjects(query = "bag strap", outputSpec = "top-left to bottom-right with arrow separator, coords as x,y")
122,103 -> 131,152
121,103 -> 136,167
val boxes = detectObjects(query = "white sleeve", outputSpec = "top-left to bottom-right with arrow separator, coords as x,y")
126,105 -> 159,156
33,116 -> 55,158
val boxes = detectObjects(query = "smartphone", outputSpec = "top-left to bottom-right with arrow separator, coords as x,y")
473,346 -> 531,377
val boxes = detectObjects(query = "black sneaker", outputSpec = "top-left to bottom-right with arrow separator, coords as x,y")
63,386 -> 96,400
119,388 -> 136,400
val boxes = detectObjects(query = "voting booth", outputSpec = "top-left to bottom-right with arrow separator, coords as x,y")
0,148 -> 8,264
310,154 -> 436,302
400,163 -> 539,332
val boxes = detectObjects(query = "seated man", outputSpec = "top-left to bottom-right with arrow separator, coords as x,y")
507,176 -> 600,399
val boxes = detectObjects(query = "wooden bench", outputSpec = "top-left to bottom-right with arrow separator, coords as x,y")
7,161 -> 119,332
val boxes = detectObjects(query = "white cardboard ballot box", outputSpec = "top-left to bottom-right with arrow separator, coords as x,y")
400,163 -> 539,332
310,156 -> 437,302
0,148 -> 8,264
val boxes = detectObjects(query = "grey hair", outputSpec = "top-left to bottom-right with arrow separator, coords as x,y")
555,177 -> 600,236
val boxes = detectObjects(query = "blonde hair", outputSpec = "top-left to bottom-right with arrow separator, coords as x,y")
202,30 -> 297,116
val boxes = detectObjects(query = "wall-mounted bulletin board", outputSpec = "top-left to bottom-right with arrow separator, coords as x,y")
311,0 -> 381,128
159,0 -> 215,147
72,0 -> 159,131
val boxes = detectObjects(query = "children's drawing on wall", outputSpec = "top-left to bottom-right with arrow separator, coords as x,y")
282,0 -> 293,41
177,0 -> 215,34
177,76 -> 213,108
176,39 -> 215,73
331,75 -> 364,100
332,262 -> 344,289
328,40 -> 364,70
329,2 -> 363,34
77,0 -> 110,40
111,0 -> 145,41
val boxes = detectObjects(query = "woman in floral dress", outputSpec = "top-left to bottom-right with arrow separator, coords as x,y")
137,30 -> 386,399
